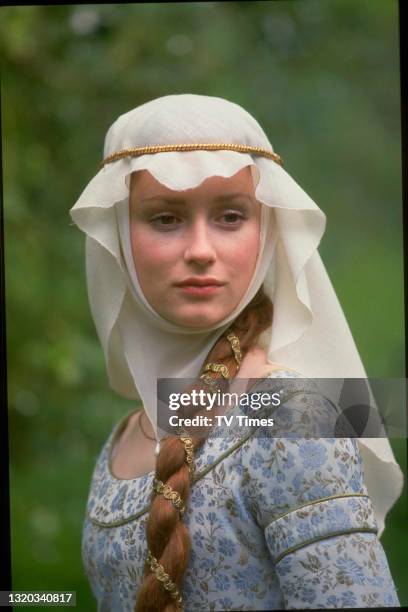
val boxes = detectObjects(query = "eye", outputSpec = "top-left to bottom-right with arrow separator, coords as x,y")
217,210 -> 246,226
222,212 -> 242,222
150,213 -> 181,228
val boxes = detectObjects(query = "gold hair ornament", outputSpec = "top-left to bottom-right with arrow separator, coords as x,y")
154,479 -> 185,516
146,330 -> 242,606
201,362 -> 230,379
199,329 -> 242,384
100,143 -> 283,169
226,330 -> 242,367
146,550 -> 183,609
179,431 -> 195,475
198,374 -> 219,389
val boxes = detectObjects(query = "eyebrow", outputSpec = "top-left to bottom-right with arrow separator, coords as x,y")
139,193 -> 253,204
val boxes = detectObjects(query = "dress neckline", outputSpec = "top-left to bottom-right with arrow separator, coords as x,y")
106,366 -> 301,483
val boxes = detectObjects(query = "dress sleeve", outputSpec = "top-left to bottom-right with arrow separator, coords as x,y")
240,389 -> 401,608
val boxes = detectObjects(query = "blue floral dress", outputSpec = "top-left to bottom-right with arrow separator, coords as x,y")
81,370 -> 400,610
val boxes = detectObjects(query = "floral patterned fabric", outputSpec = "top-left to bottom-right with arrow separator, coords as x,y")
81,370 -> 400,610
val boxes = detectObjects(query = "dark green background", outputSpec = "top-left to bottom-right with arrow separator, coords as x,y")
2,1 -> 406,609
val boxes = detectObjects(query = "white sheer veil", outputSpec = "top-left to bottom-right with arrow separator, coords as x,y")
70,93 -> 403,536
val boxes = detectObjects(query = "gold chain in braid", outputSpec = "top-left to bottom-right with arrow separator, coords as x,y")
145,328 -> 242,610
153,479 -> 186,516
146,550 -> 183,610
179,431 -> 195,476
199,328 -> 242,385
145,430 -> 194,612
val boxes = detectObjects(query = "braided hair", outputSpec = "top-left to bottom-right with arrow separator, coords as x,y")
135,286 -> 273,611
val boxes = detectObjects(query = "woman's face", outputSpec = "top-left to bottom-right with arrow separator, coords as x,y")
129,166 -> 261,328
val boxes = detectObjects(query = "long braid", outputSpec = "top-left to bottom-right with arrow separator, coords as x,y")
134,286 -> 273,611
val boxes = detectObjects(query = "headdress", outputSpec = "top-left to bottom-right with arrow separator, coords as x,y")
70,93 -> 403,536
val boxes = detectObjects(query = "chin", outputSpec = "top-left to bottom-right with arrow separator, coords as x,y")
166,307 -> 228,329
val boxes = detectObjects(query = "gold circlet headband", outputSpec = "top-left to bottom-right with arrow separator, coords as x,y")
100,143 -> 283,169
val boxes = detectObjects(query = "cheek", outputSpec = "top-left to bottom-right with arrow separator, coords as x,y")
130,226 -> 180,280
222,225 -> 260,280
130,227 -> 159,281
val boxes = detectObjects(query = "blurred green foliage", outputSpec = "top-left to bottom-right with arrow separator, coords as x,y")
1,1 -> 405,609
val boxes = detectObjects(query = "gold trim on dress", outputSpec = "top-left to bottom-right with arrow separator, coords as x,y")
267,492 -> 372,525
273,527 -> 378,564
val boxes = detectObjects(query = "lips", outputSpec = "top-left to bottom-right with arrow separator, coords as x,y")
174,277 -> 225,296
175,277 -> 225,288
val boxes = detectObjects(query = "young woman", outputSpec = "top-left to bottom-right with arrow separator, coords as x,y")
70,94 -> 403,611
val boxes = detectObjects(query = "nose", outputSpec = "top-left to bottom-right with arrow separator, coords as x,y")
183,218 -> 216,266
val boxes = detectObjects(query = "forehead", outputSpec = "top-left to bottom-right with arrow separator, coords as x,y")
130,166 -> 255,200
